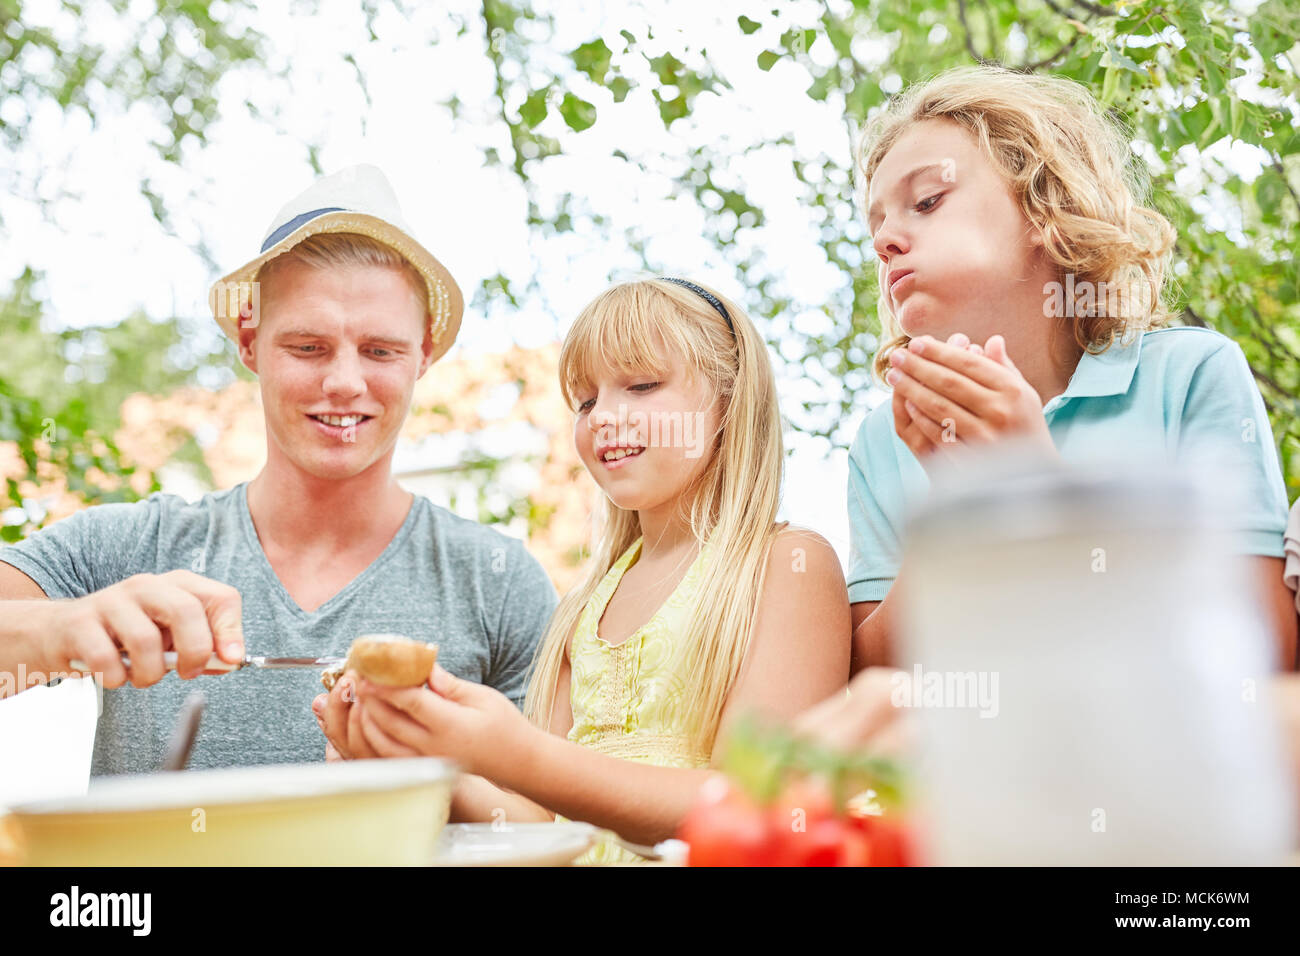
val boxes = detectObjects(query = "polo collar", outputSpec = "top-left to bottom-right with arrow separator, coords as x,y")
1056,332 -> 1144,400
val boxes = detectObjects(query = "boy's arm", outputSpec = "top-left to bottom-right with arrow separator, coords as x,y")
1257,557 -> 1298,670
851,597 -> 889,672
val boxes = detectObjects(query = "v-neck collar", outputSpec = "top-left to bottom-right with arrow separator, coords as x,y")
234,482 -> 420,619
591,537 -> 708,649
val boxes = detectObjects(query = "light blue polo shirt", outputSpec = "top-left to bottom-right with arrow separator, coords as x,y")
846,327 -> 1290,604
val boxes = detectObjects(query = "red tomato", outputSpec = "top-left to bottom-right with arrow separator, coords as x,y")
682,775 -> 906,867
680,778 -> 773,867
850,813 -> 914,867
766,779 -> 840,866
839,825 -> 873,867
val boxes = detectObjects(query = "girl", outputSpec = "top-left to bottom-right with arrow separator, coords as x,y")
845,66 -> 1296,671
315,277 -> 850,857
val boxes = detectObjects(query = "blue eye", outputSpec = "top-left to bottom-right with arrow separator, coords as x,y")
577,398 -> 595,413
915,194 -> 942,213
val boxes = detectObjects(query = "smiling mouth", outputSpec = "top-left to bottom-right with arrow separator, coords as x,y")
309,414 -> 373,428
600,447 -> 645,463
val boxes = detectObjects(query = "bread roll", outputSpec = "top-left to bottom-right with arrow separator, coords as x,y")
320,635 -> 439,691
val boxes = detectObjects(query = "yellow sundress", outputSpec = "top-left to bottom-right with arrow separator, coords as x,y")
564,536 -> 714,864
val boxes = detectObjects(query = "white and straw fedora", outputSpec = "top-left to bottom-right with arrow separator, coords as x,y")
207,164 -> 464,363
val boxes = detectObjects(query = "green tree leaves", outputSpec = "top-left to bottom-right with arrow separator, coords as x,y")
470,0 -> 1300,496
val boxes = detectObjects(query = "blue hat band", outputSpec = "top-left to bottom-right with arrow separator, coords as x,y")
260,207 -> 347,253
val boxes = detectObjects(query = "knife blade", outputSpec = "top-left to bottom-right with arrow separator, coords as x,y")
69,651 -> 346,674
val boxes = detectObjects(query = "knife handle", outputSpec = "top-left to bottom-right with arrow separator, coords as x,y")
69,652 -> 242,674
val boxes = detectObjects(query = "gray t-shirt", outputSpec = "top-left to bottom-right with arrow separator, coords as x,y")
0,484 -> 557,776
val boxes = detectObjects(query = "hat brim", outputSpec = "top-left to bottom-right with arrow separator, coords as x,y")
208,212 -> 464,365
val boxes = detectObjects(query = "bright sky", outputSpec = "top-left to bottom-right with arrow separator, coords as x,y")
1,0 -> 886,561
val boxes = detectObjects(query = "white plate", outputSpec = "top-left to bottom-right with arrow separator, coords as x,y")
433,822 -> 598,866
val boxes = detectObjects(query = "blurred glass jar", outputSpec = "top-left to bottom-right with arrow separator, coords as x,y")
899,452 -> 1296,865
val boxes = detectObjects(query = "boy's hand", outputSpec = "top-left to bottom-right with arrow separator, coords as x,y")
792,667 -> 915,756
888,333 -> 1058,466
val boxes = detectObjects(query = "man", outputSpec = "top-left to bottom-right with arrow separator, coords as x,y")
0,165 -> 557,774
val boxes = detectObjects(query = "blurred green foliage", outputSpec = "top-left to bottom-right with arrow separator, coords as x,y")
0,0 -> 264,532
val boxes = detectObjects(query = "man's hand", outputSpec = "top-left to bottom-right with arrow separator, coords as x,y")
46,570 -> 244,687
887,333 -> 1057,467
312,674 -> 378,760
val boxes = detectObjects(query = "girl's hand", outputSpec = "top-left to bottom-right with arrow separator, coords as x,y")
887,333 -> 1057,465
352,664 -> 535,779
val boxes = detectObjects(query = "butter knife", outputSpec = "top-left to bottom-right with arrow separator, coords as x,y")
69,651 -> 346,674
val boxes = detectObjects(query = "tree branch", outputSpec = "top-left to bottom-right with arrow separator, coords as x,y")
1070,0 -> 1117,16
1019,32 -> 1082,71
1270,155 -> 1300,220
481,2 -> 525,181
958,0 -> 1001,66
819,1 -> 874,190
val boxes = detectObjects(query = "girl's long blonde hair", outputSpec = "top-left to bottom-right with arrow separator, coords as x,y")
856,66 -> 1176,381
522,278 -> 784,756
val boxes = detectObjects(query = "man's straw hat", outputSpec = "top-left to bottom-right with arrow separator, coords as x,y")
208,164 -> 464,363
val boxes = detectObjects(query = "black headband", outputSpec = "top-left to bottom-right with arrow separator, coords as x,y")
658,277 -> 736,337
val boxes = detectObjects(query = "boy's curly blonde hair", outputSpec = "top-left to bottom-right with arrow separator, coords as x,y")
857,66 -> 1176,381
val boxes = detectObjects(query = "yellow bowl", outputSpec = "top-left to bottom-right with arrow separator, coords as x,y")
8,758 -> 456,866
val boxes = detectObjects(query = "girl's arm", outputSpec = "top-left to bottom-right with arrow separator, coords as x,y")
448,653 -> 578,824
352,528 -> 852,844
448,774 -> 555,823
712,528 -> 852,744
353,666 -> 712,844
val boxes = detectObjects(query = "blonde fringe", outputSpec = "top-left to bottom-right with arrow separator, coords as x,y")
523,278 -> 784,757
856,66 -> 1176,382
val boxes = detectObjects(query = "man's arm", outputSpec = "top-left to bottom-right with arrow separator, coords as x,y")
1,560 -> 245,697
0,562 -> 56,691
0,561 -> 47,600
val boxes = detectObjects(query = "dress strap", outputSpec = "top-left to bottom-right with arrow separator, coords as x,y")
573,538 -> 644,646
